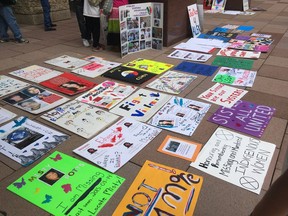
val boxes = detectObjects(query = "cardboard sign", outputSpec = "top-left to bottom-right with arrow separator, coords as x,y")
146,70 -> 197,94
208,100 -> 275,137
191,128 -> 276,194
41,100 -> 119,139
7,151 -> 124,215
40,73 -> 97,96
45,55 -> 90,70
113,160 -> 203,215
122,58 -> 173,75
76,80 -> 137,109
188,4 -> 202,37
149,96 -> 211,136
0,117 -> 69,166
102,66 -> 156,84
74,117 -> 162,172
212,56 -> 254,70
2,86 -> 69,115
198,83 -> 248,108
0,75 -> 29,97
212,66 -> 257,87
158,135 -> 202,161
10,65 -> 62,83
110,89 -> 171,122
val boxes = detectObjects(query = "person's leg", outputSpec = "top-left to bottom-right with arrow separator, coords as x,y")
75,3 -> 89,40
0,6 -> 24,41
0,9 -> 9,41
40,0 -> 53,30
91,17 -> 101,49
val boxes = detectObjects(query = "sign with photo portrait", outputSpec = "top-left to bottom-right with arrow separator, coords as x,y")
119,2 -> 164,57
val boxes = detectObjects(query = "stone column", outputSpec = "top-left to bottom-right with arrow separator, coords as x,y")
13,0 -> 71,25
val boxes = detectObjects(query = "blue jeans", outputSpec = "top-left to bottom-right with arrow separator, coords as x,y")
0,5 -> 22,39
40,0 -> 52,29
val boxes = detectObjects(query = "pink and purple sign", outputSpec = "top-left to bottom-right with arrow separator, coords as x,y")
208,100 -> 275,137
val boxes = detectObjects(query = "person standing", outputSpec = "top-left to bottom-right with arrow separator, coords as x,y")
107,0 -> 128,50
73,0 -> 90,47
40,0 -> 57,31
0,0 -> 29,43
83,0 -> 104,51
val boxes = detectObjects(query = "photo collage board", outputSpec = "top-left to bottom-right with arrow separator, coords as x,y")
119,2 -> 164,57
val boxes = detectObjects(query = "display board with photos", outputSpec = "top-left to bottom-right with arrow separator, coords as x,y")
119,2 -> 164,57
148,96 -> 211,136
2,86 -> 69,115
191,128 -> 276,194
7,151 -> 124,216
41,100 -> 119,139
0,117 -> 69,166
113,160 -> 203,216
73,117 -> 162,173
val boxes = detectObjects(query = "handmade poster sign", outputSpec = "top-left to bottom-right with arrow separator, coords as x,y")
74,118 -> 161,173
9,65 -> 62,83
44,55 -> 90,70
208,100 -> 275,137
72,59 -> 121,78
188,4 -> 202,37
146,70 -> 197,94
228,39 -> 270,53
7,151 -> 124,215
212,56 -> 254,70
113,160 -> 203,215
0,75 -> 29,97
41,100 -> 119,139
0,107 -> 16,124
40,72 -> 97,96
158,135 -> 202,161
212,67 -> 257,87
119,2 -> 164,57
122,58 -> 174,75
149,96 -> 211,136
168,49 -> 212,62
198,83 -> 248,108
110,88 -> 171,122
191,128 -> 276,194
102,66 -> 156,84
211,0 -> 226,11
173,61 -> 219,76
0,117 -> 69,166
2,86 -> 69,115
224,0 -> 249,11
217,48 -> 261,59
76,80 -> 137,109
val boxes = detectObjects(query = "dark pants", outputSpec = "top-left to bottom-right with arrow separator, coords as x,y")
74,2 -> 90,40
40,0 -> 52,29
85,16 -> 100,47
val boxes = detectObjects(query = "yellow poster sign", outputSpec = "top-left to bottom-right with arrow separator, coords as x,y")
113,160 -> 203,216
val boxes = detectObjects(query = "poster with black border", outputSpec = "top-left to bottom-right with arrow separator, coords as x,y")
119,2 -> 164,57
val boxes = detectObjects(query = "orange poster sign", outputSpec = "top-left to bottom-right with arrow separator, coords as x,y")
113,160 -> 203,216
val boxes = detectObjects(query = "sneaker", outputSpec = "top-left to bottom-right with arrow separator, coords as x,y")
45,27 -> 56,31
92,45 -> 104,52
51,23 -> 57,27
82,39 -> 90,47
15,38 -> 29,43
0,38 -> 9,43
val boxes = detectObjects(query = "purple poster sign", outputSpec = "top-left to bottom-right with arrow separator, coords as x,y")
208,100 -> 275,137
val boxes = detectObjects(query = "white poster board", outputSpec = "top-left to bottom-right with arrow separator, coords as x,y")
191,128 -> 276,194
187,4 -> 202,38
119,2 -> 164,57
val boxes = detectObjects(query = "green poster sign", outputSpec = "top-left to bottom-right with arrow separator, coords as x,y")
7,151 -> 125,215
211,56 -> 254,70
